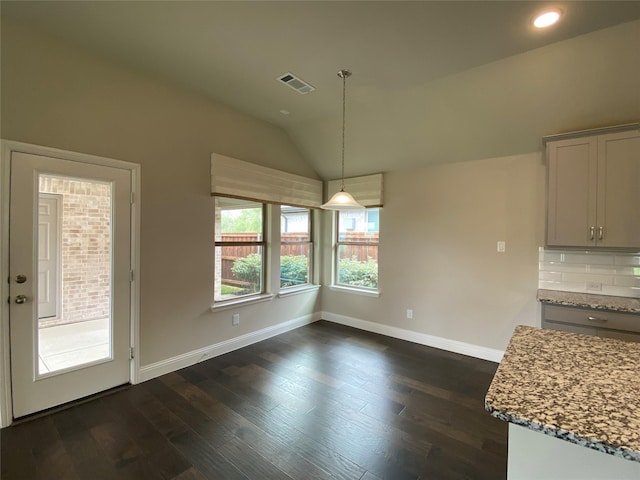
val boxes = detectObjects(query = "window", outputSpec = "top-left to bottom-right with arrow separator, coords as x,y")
214,198 -> 265,302
335,208 -> 379,290
280,206 -> 312,288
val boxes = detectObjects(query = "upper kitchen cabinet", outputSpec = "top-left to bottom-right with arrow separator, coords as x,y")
546,125 -> 640,249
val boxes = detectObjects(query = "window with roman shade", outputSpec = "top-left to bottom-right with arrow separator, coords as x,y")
211,153 -> 322,304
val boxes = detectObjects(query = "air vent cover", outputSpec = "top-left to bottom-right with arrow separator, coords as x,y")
278,72 -> 315,94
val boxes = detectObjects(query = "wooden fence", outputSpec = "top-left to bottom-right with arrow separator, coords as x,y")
218,232 -> 378,286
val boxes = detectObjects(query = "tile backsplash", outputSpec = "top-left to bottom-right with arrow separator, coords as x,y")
539,248 -> 640,298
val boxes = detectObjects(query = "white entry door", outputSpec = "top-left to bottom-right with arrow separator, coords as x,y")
9,151 -> 132,418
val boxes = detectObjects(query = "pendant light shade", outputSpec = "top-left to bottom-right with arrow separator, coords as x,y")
321,69 -> 365,210
321,189 -> 364,210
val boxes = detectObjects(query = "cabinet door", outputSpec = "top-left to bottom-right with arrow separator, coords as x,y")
546,137 -> 598,247
597,130 -> 640,248
598,329 -> 640,343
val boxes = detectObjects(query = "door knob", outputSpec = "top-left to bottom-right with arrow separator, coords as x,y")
14,295 -> 27,304
15,274 -> 27,284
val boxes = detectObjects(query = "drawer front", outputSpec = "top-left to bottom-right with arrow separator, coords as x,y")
542,304 -> 640,334
542,319 -> 597,336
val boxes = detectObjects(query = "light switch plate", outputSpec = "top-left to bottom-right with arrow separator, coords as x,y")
587,282 -> 602,291
497,241 -> 506,253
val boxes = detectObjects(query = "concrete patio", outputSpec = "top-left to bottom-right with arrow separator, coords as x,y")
38,318 -> 110,374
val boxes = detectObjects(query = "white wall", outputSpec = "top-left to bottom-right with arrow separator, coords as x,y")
322,152 -> 546,352
0,19 -> 321,372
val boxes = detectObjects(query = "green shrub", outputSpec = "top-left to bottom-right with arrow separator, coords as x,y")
338,257 -> 378,288
231,253 -> 262,290
280,255 -> 308,287
233,253 -> 377,290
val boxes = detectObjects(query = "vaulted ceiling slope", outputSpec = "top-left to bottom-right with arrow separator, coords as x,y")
2,1 -> 639,178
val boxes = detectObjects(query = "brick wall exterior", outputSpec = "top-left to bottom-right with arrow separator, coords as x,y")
39,176 -> 111,326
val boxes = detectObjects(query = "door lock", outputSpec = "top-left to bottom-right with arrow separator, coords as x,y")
14,295 -> 27,304
15,274 -> 27,284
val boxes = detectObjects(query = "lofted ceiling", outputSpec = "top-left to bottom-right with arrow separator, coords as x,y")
2,1 -> 640,179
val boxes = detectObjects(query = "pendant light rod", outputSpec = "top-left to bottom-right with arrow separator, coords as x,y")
321,68 -> 364,210
338,69 -> 351,192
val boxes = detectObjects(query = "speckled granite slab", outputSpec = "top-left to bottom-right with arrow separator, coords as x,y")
537,289 -> 640,314
485,326 -> 640,463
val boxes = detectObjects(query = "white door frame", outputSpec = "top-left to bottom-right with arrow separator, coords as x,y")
0,140 -> 141,427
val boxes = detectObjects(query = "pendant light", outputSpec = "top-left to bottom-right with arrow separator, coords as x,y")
321,69 -> 365,210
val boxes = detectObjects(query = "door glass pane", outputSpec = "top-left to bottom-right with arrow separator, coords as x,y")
37,175 -> 112,374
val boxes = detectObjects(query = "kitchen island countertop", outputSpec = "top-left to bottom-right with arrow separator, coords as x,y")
485,325 -> 640,463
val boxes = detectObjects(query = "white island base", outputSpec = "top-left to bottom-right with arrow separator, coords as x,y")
508,424 -> 640,480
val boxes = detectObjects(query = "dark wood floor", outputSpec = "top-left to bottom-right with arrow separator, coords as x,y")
1,321 -> 507,480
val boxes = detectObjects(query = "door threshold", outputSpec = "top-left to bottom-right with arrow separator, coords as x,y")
9,383 -> 130,426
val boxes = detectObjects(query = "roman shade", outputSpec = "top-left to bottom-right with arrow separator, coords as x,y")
211,153 -> 322,208
325,173 -> 384,207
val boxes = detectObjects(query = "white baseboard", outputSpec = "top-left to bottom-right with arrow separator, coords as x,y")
137,310 -> 503,384
321,312 -> 504,363
137,312 -> 321,383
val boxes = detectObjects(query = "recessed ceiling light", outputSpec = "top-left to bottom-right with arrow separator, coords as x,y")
533,9 -> 562,28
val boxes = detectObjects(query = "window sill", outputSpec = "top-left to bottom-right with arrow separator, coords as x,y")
277,285 -> 320,298
211,293 -> 274,312
328,285 -> 380,298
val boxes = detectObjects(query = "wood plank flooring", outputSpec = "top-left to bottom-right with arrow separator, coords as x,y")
1,321 -> 507,479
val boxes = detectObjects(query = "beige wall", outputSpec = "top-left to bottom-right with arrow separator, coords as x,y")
0,17 -> 555,366
322,152 -> 546,351
1,19 -> 320,366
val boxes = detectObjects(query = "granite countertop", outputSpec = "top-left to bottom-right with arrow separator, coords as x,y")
537,289 -> 640,314
485,325 -> 640,463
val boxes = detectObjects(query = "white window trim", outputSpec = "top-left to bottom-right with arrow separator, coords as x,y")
214,199 -> 267,304
332,209 -> 380,294
280,206 -> 314,291
277,285 -> 320,298
210,293 -> 275,312
329,285 -> 380,298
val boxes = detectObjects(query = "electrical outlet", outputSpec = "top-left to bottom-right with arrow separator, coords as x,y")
406,309 -> 413,319
232,313 -> 240,326
497,241 -> 506,253
587,282 -> 602,291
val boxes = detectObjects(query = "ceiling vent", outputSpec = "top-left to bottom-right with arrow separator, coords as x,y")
278,72 -> 315,95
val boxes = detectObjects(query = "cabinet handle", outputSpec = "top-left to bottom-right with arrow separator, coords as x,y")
589,226 -> 595,240
587,316 -> 608,323
598,226 -> 604,240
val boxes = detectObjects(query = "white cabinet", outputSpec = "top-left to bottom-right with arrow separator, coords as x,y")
508,424 -> 640,480
546,127 -> 640,248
